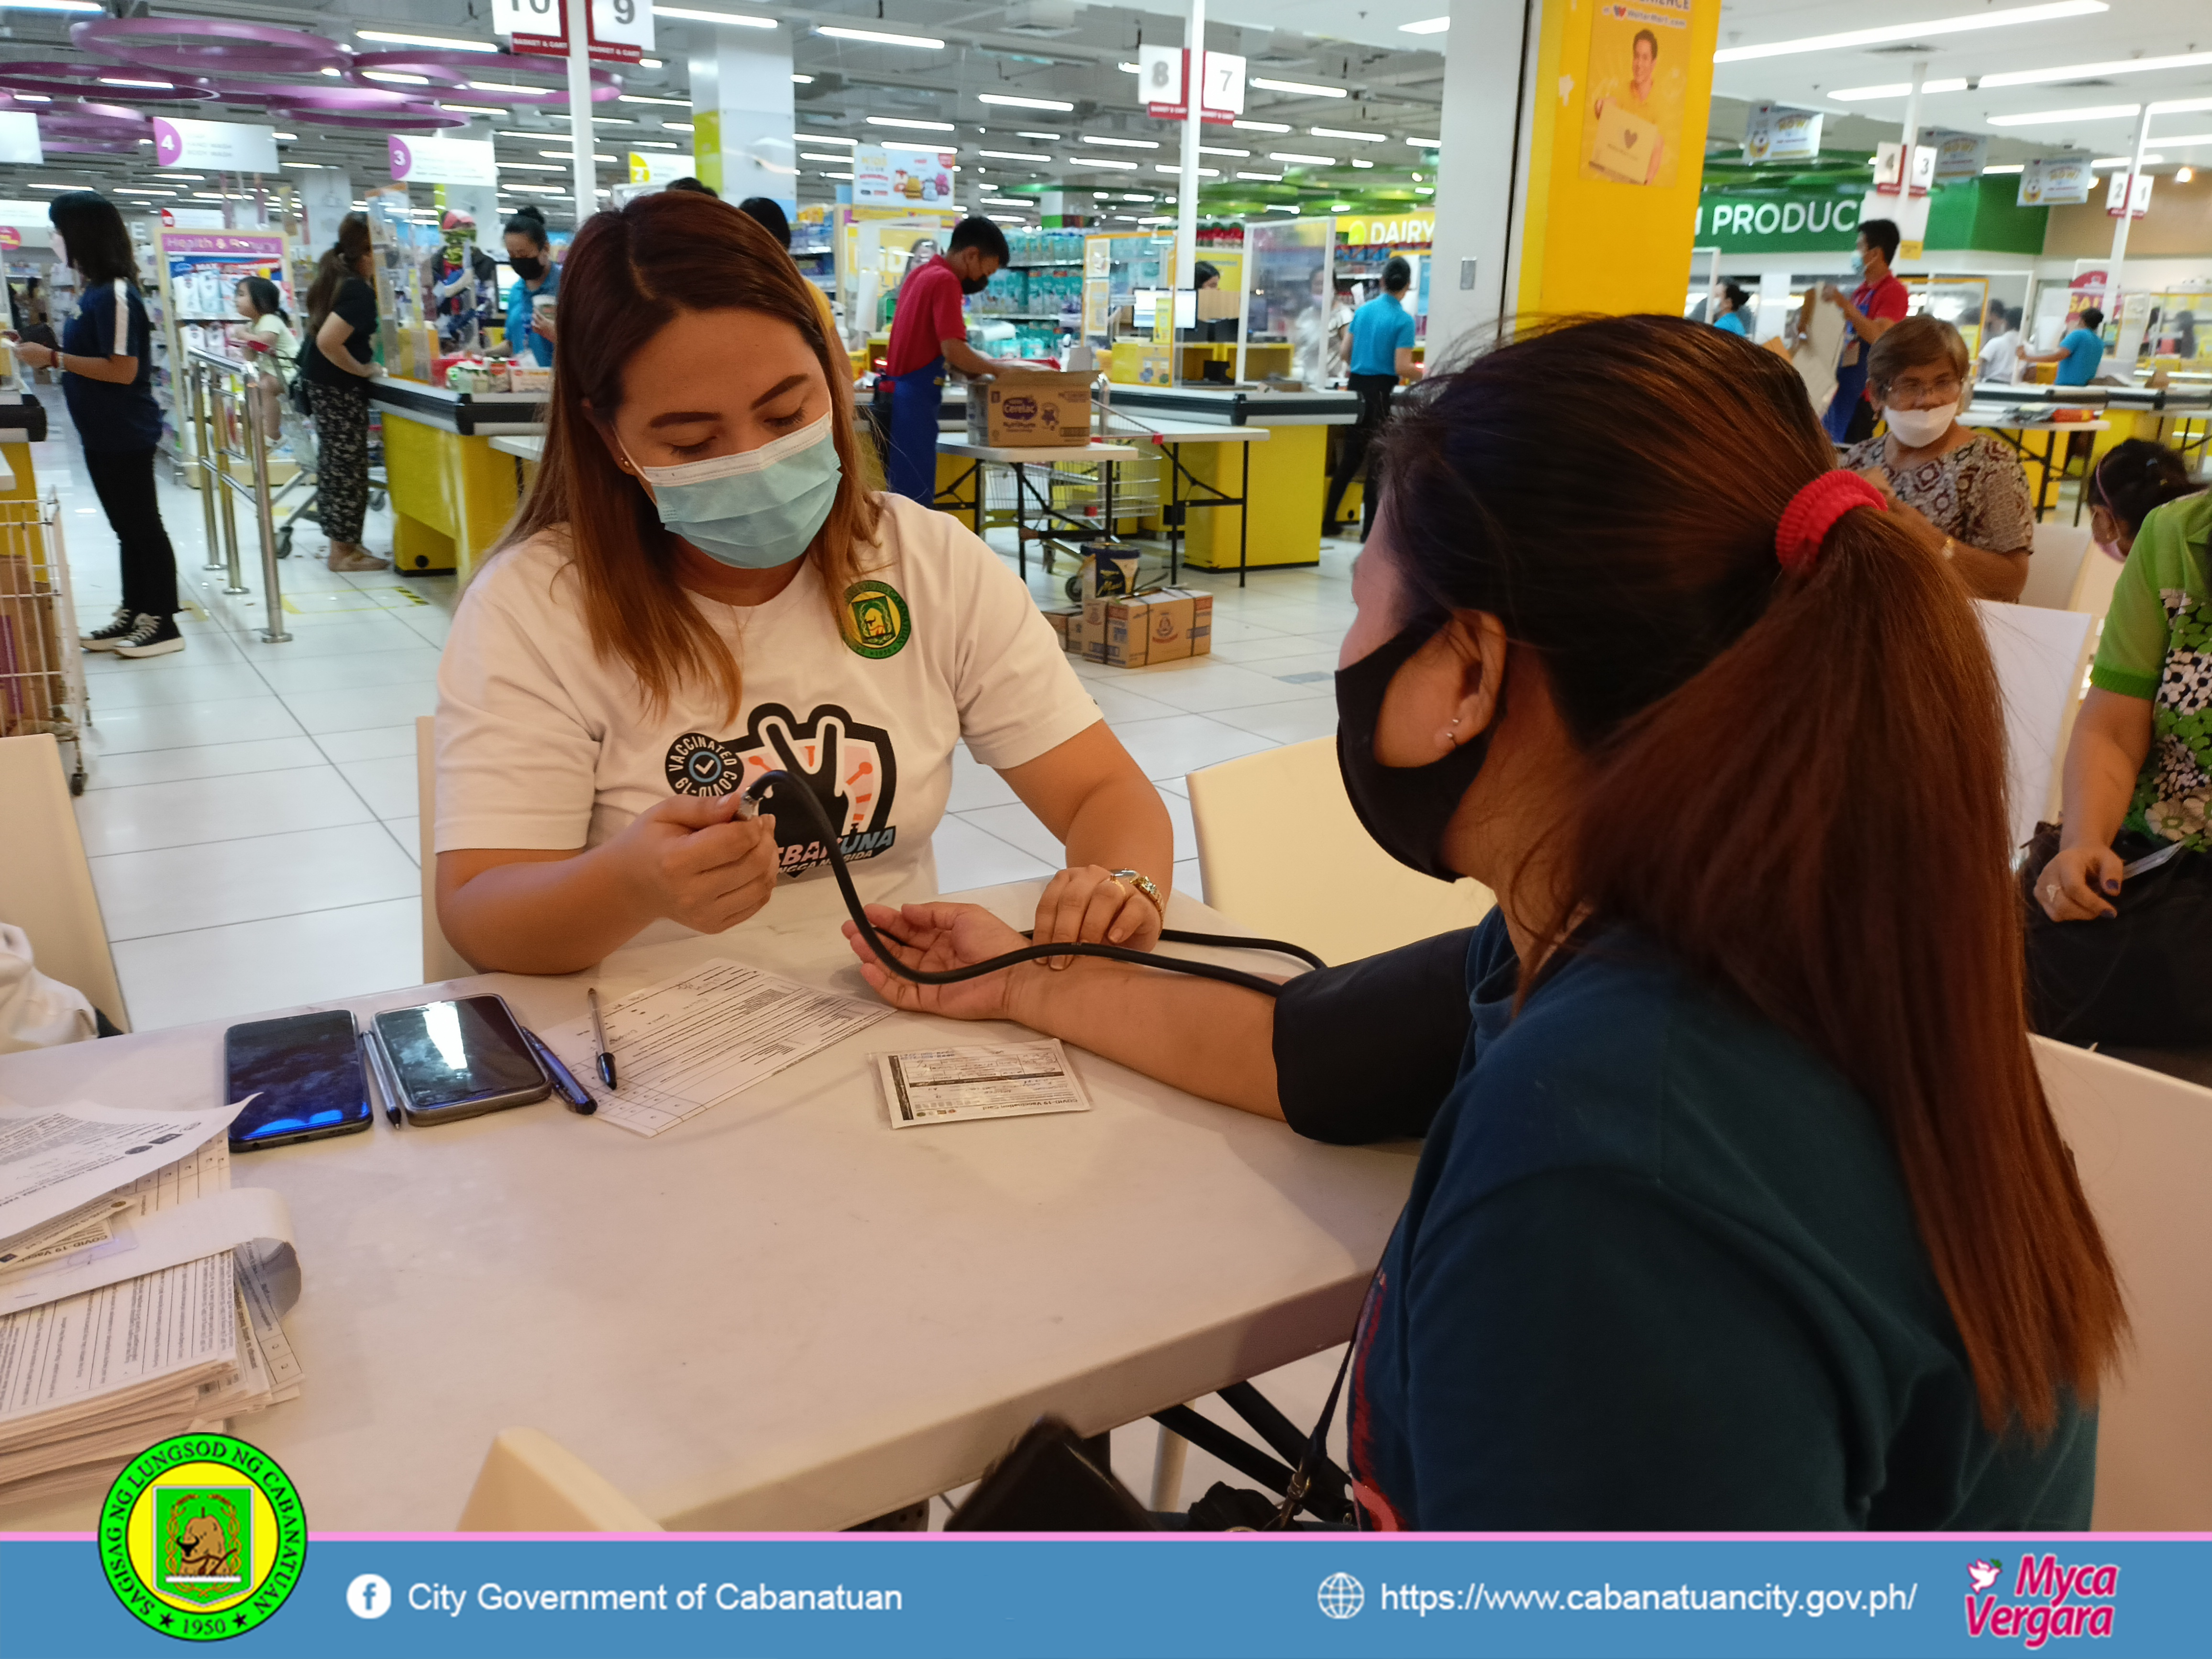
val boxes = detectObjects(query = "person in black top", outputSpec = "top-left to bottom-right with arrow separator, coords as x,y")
299,211 -> 386,573
14,192 -> 183,658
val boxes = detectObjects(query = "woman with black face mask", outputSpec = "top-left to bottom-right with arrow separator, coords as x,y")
837,314 -> 2125,1530
496,207 -> 557,366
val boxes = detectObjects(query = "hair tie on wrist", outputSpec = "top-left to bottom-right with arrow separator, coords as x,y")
1775,470 -> 1889,576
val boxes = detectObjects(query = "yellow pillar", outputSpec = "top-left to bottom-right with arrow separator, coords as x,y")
1514,0 -> 1722,317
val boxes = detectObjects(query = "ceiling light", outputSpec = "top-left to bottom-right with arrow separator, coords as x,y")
1252,77 -> 1347,98
1828,79 -> 1969,100
881,140 -> 958,153
503,161 -> 565,170
1121,192 -> 1152,201
818,169 -> 855,178
1235,119 -> 1291,133
278,162 -> 325,170
1263,204 -> 1299,213
1349,157 -> 1373,168
1329,201 -> 1351,210
1069,155 -> 1139,169
1311,125 -> 1384,142
635,139 -> 680,148
817,25 -> 944,48
868,116 -> 955,131
1399,15 -> 1449,32
803,134 -> 857,145
1404,136 -> 1440,148
641,57 -> 664,68
2090,154 -> 2164,166
2179,165 -> 2196,181
273,132 -> 298,141
97,77 -> 177,89
1118,63 -> 1140,74
979,148 -> 1052,161
361,71 -> 432,85
801,151 -> 851,161
321,67 -> 341,76
1154,163 -> 1220,176
792,73 -> 813,83
506,184 -> 569,193
2151,132 -> 2212,145
0,1 -> 99,11
357,29 -> 499,50
1714,0 -> 2107,64
439,103 -> 508,115
1987,103 -> 2140,126
663,121 -> 694,131
1414,186 -> 1434,195
538,151 -> 619,162
1197,145 -> 1249,157
620,94 -> 692,106
1017,130 -> 1062,140
1981,163 -> 2026,174
981,196 -> 1028,205
1981,50 -> 2212,88
1237,170 -> 1282,181
1081,135 -> 1159,148
1270,151 -> 1333,165
655,7 -> 778,26
2151,98 -> 2212,115
979,93 -> 1073,111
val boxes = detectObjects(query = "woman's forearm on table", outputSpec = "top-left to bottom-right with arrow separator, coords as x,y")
1009,957 -> 1283,1118
436,847 -> 652,975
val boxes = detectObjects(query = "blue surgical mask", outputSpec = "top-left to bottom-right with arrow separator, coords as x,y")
1847,250 -> 1865,277
625,414 -> 841,570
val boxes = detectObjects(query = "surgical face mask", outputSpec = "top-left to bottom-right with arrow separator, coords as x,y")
509,254 -> 545,281
624,413 -> 842,570
1882,404 -> 1954,447
1334,621 -> 1493,881
1847,250 -> 1865,277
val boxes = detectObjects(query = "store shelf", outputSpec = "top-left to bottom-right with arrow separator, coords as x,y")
1006,261 -> 1082,270
973,311 -> 1078,321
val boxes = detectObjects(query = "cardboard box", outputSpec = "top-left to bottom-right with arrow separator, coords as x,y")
1078,544 -> 1140,601
967,371 -> 1094,446
1045,605 -> 1077,650
1173,587 -> 1213,658
1088,590 -> 1206,669
0,563 -> 65,738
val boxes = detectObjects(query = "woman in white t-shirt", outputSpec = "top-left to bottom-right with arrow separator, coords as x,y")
435,192 -> 1172,973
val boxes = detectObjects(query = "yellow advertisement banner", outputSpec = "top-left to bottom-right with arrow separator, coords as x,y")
1581,0 -> 1692,189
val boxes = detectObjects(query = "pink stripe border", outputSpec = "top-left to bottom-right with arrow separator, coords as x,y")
10,1530 -> 2212,1543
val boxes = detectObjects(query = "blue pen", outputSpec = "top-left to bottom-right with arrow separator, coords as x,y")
521,1025 -> 597,1115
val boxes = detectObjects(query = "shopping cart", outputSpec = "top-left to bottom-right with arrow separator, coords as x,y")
0,494 -> 88,793
268,397 -> 389,559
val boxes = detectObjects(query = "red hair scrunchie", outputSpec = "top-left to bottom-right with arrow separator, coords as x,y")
1775,470 -> 1889,576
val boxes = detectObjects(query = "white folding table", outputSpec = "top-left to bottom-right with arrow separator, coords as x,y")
933,438 -> 1139,581
0,880 -> 1411,1534
1101,423 -> 1272,588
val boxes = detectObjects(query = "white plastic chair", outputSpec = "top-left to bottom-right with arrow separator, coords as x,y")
456,1427 -> 662,1531
1977,601 -> 2095,847
2019,521 -> 2091,611
2068,539 -> 2125,627
1186,737 -> 1492,967
2035,1038 -> 2212,1529
414,715 -> 475,984
0,732 -> 129,1031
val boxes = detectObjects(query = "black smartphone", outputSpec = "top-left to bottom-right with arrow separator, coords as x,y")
372,994 -> 550,1125
224,1009 -> 373,1151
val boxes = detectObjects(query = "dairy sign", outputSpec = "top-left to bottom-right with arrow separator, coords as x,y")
1695,187 -> 1860,252
1339,215 -> 1435,247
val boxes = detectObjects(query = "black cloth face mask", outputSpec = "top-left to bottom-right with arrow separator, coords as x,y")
509,254 -> 545,281
1335,621 -> 1493,881
959,274 -> 990,295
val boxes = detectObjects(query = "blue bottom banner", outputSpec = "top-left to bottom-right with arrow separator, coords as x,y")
3,1534 -> 2209,1658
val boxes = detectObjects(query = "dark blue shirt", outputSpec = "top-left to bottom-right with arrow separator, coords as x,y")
1298,912 -> 2096,1529
60,278 -> 163,453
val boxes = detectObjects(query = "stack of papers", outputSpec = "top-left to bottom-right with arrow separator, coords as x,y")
544,959 -> 892,1138
0,1101 -> 301,1505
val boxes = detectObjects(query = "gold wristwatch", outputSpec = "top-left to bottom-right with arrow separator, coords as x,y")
1110,869 -> 1165,918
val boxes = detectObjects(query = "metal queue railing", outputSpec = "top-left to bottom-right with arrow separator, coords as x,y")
183,349 -> 291,643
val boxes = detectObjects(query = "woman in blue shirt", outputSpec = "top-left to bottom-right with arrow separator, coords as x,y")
2026,305 -> 2107,385
15,192 -> 183,657
496,207 -> 557,367
842,315 -> 2126,1529
1323,256 -> 1419,541
1710,280 -> 1751,336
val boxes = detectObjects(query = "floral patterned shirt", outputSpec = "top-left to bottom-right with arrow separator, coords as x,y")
2087,491 -> 2212,846
1840,431 -> 2036,556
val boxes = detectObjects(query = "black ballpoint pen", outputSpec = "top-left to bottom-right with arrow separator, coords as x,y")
522,1025 -> 597,1115
587,987 -> 617,1090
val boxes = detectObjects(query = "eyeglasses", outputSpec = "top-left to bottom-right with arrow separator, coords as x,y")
1879,374 -> 1963,407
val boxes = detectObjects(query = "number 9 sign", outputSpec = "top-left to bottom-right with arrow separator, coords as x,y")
591,0 -> 653,51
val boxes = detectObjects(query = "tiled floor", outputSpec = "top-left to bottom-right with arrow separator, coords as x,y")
50,423 -> 1360,1032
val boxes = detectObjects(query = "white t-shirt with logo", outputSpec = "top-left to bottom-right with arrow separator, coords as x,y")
434,493 -> 1101,938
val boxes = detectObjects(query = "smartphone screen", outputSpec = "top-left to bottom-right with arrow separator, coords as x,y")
225,1010 -> 371,1150
376,995 -> 543,1110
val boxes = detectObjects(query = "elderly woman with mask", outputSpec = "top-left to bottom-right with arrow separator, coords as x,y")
1839,314 -> 2035,602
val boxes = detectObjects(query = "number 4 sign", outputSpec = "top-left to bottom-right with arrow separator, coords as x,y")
492,0 -> 653,63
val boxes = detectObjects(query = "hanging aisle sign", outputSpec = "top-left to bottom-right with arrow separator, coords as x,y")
152,118 -> 279,173
2018,154 -> 2093,207
493,0 -> 651,64
1743,102 -> 1821,164
2106,170 -> 2153,219
0,112 -> 40,166
1138,45 -> 1245,124
1873,140 -> 1936,197
1932,132 -> 1988,182
390,135 -> 497,187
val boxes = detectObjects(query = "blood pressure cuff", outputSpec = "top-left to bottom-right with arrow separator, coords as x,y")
1271,928 -> 1478,1145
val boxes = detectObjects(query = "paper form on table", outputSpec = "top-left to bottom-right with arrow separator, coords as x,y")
876,1040 -> 1092,1128
0,1098 -> 245,1242
543,958 -> 893,1138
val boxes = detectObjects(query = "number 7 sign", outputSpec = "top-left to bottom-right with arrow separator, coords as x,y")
1204,52 -> 1245,118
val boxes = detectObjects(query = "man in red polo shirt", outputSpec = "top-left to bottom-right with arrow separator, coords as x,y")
881,217 -> 1036,502
1811,216 -> 1909,443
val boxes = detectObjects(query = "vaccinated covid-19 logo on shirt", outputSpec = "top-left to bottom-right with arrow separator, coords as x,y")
100,1433 -> 306,1640
665,703 -> 900,880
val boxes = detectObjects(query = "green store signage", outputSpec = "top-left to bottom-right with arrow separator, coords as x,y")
1694,188 -> 1861,252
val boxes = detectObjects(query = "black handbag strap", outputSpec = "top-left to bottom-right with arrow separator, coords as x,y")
1267,1263 -> 1381,1530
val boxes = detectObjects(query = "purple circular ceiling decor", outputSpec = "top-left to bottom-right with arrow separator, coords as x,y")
253,83 -> 418,112
40,138 -> 142,155
68,19 -> 347,78
377,50 -> 624,105
36,99 -> 153,137
0,62 -> 217,101
277,103 -> 471,132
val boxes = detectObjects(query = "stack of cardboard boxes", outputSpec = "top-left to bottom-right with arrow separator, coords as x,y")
0,552 -> 66,739
967,372 -> 1096,447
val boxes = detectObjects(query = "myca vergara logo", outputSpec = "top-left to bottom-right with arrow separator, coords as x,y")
100,1433 -> 306,1641
1965,1553 -> 2118,1647
842,578 -> 911,661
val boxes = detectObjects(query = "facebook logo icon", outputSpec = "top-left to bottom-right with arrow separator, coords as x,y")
346,1573 -> 392,1619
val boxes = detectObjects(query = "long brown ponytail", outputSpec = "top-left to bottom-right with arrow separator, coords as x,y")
1382,314 -> 2124,1432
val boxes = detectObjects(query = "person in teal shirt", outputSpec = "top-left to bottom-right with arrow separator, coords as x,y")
497,207 -> 558,367
1710,280 -> 1750,336
1325,256 -> 1420,539
841,313 -> 2124,1531
2027,305 -> 2106,385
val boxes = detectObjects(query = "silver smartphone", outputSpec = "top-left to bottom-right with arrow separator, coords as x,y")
370,994 -> 551,1125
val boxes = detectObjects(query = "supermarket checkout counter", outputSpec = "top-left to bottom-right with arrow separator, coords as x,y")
1095,385 -> 1358,571
368,377 -> 546,580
